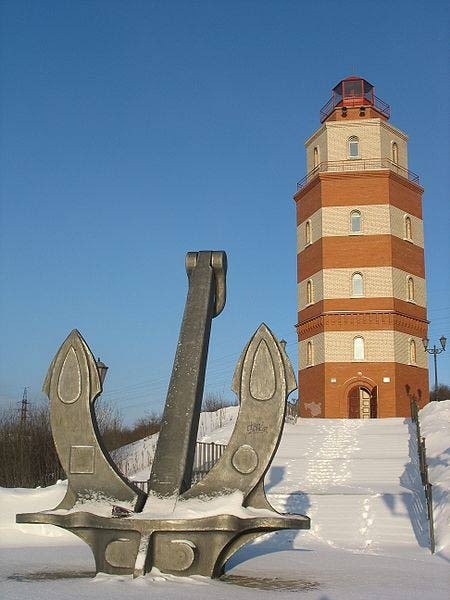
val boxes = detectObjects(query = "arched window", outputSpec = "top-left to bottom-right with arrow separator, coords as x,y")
409,339 -> 417,365
352,272 -> 364,296
407,276 -> 415,302
405,215 -> 412,240
313,146 -> 319,167
348,136 -> 359,158
350,210 -> 362,233
306,279 -> 314,305
392,142 -> 399,164
353,336 -> 365,360
305,220 -> 311,245
306,341 -> 313,366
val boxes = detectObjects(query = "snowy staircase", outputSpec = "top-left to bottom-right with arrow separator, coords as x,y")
266,418 -> 431,555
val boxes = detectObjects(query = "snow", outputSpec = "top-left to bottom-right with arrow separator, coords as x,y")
0,481 -> 69,545
136,490 -> 276,520
1,403 -> 449,599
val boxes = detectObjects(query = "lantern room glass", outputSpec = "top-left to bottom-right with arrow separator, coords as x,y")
332,77 -> 375,108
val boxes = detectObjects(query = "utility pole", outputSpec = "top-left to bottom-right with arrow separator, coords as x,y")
20,387 -> 29,425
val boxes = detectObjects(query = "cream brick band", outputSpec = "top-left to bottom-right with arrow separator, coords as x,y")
298,267 -> 426,308
299,331 -> 427,369
305,118 -> 408,173
297,205 -> 424,249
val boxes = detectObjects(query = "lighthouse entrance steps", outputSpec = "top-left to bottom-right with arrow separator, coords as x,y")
265,418 -> 431,555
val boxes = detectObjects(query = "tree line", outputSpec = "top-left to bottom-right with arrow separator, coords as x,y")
0,391 -> 233,488
429,384 -> 450,403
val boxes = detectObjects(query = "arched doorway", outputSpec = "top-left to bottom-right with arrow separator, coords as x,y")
348,386 -> 377,418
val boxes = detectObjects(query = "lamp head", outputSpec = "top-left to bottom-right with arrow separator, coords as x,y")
96,357 -> 109,385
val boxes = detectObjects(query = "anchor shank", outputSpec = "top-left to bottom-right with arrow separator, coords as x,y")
147,251 -> 226,502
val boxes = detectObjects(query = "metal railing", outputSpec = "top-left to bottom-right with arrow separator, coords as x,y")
320,94 -> 390,122
286,400 -> 298,424
133,479 -> 149,493
191,441 -> 227,483
410,398 -> 435,553
132,440 -> 227,493
296,158 -> 420,192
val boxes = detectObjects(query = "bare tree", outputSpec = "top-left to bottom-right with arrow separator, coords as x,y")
202,391 -> 237,412
0,405 -> 64,488
430,383 -> 450,402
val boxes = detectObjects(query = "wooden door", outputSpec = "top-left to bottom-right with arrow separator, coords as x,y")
360,388 -> 371,419
348,387 -> 360,418
370,386 -> 378,418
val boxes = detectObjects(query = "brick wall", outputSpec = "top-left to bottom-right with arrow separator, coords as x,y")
305,125 -> 327,173
299,361 -> 429,418
295,171 -> 423,222
297,235 -> 425,281
326,119 -> 382,163
297,205 -> 424,247
298,331 -> 428,368
304,118 -> 408,171
297,267 -> 426,307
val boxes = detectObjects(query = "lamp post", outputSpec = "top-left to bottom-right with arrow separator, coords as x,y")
422,336 -> 447,401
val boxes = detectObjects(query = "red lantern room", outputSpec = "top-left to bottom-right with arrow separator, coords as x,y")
320,76 -> 390,123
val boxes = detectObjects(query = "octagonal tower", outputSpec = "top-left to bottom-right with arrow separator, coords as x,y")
294,76 -> 429,418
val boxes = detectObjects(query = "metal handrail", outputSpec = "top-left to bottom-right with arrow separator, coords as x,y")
286,400 -> 298,424
191,441 -> 227,483
132,440 -> 227,493
320,94 -> 390,122
410,398 -> 435,553
296,158 -> 420,192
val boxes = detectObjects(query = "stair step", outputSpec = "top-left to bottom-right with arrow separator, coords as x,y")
267,418 -> 428,554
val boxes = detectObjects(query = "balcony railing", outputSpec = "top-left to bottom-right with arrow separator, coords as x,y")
296,158 -> 420,192
320,94 -> 390,122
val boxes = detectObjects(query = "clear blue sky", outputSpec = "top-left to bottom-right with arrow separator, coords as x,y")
1,1 -> 449,424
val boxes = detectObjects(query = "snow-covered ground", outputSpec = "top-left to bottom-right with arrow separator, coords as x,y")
1,403 -> 449,599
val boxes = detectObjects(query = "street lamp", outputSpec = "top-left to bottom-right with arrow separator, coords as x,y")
422,336 -> 447,401
96,357 -> 109,386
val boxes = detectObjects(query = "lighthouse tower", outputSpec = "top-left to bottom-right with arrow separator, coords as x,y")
294,76 -> 429,418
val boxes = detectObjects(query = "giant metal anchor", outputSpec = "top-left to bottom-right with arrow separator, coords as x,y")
18,251 -> 310,578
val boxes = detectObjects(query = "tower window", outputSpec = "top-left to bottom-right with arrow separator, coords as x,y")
409,339 -> 417,365
392,142 -> 399,164
306,341 -> 313,366
306,280 -> 314,305
407,276 -> 415,302
405,215 -> 412,240
353,336 -> 365,360
348,136 -> 359,158
305,220 -> 312,245
351,272 -> 364,296
313,146 -> 319,167
350,210 -> 362,233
